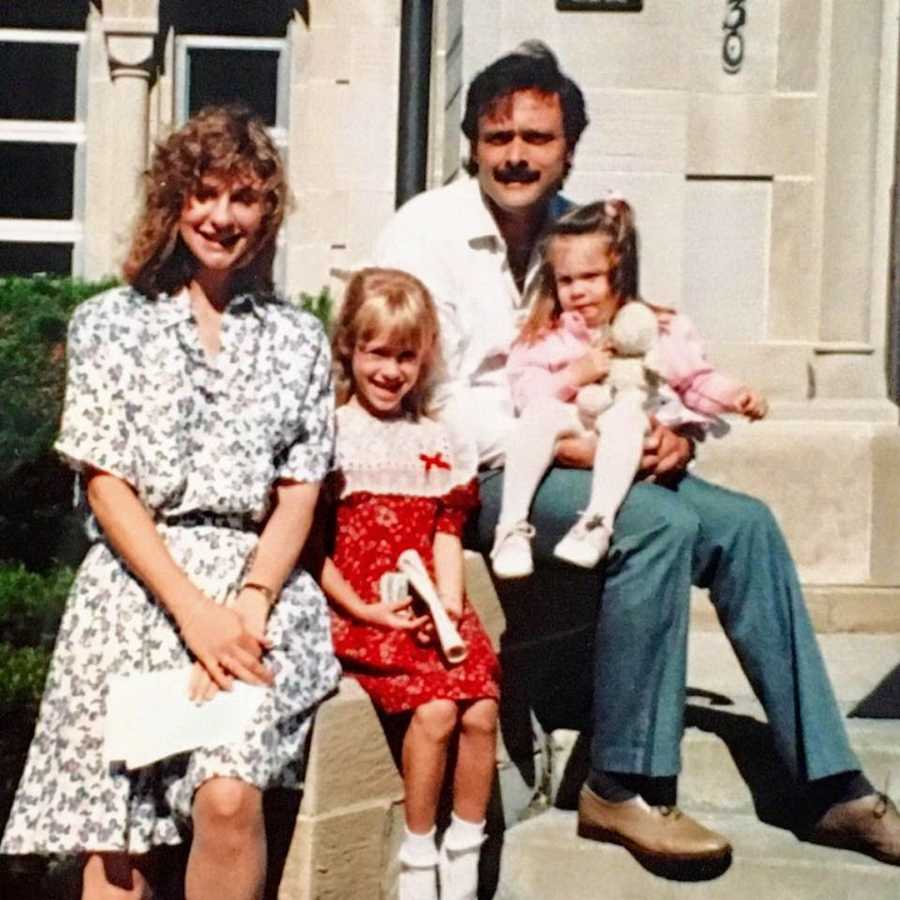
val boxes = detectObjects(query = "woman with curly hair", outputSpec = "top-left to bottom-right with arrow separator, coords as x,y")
0,105 -> 341,900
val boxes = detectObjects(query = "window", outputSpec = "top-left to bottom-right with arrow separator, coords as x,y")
175,36 -> 288,142
0,28 -> 86,276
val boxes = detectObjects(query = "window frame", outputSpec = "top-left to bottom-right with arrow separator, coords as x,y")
174,34 -> 289,144
0,27 -> 87,276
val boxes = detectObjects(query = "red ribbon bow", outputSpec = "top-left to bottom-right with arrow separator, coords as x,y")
419,452 -> 451,474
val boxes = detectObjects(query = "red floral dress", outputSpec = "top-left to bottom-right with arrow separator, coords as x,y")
329,403 -> 500,713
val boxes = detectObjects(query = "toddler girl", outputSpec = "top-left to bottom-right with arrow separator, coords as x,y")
321,268 -> 500,900
491,198 -> 768,578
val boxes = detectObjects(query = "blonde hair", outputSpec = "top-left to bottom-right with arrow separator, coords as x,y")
123,104 -> 289,298
518,198 -> 638,345
332,268 -> 441,417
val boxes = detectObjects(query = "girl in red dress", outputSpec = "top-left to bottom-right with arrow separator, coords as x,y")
322,268 -> 500,900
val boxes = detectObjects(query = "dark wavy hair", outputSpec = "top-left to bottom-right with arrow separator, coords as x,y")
461,41 -> 588,176
123,104 -> 288,298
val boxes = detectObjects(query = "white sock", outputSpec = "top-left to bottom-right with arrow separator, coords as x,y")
398,826 -> 438,900
439,813 -> 485,900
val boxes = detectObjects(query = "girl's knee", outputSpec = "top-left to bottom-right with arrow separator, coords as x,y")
194,777 -> 262,833
412,699 -> 459,743
461,699 -> 498,739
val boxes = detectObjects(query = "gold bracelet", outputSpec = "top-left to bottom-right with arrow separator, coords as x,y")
241,581 -> 278,608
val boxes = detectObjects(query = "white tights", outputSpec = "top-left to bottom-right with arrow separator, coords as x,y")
498,393 -> 648,529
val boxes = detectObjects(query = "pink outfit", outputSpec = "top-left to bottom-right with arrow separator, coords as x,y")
507,309 -> 744,418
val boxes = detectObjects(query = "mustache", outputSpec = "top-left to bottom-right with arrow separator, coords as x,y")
493,165 -> 540,185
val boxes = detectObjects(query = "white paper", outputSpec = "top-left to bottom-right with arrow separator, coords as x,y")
104,666 -> 267,770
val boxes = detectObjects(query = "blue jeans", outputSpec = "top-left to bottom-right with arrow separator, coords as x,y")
475,468 -> 859,781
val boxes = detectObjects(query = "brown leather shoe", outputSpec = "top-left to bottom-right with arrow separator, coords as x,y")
811,792 -> 900,865
577,785 -> 732,862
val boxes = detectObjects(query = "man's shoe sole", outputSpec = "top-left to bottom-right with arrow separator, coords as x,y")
577,818 -> 732,863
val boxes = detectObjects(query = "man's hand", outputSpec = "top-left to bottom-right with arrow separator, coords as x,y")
555,433 -> 598,468
639,420 -> 693,480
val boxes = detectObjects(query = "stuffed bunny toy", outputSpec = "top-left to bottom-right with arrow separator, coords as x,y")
576,300 -> 664,430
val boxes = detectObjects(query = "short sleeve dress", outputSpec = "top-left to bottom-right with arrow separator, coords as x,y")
0,286 -> 341,856
329,402 -> 499,713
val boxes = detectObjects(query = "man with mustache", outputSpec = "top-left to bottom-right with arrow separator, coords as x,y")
374,41 -> 900,869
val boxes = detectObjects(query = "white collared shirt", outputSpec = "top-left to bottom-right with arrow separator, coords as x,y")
374,176 -> 572,466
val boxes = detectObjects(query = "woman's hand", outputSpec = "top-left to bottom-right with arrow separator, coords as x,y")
233,586 -> 271,645
565,347 -> 611,388
733,388 -> 768,420
189,661 -> 219,703
176,595 -> 273,692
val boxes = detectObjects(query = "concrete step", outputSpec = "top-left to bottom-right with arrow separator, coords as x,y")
549,710 -> 900,818
493,809 -> 900,899
686,630 -> 900,709
690,585 -> 900,634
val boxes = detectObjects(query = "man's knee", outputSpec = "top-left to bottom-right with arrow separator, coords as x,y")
717,491 -> 780,548
616,482 -> 702,552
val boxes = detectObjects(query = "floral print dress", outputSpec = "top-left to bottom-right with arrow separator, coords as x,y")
329,402 -> 500,713
1,286 -> 341,856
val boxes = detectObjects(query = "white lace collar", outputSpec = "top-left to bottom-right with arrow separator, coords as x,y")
334,402 -> 477,498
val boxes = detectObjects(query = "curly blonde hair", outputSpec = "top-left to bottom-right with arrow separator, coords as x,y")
123,104 -> 288,298
332,268 -> 441,418
518,198 -> 639,345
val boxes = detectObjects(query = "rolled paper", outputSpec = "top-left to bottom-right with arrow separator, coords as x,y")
396,549 -> 468,664
379,571 -> 409,605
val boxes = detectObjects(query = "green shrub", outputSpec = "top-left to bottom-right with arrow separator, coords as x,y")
0,563 -> 72,649
0,275 -> 118,473
0,276 -> 117,569
0,644 -> 52,713
297,286 -> 334,332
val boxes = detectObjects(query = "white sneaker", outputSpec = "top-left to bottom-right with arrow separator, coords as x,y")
490,520 -> 536,579
554,513 -> 612,569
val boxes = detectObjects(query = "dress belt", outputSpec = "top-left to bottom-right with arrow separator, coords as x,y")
159,511 -> 259,532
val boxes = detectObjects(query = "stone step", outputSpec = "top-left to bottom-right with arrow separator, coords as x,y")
549,710 -> 900,818
686,631 -> 900,709
690,585 -> 900,634
493,809 -> 900,900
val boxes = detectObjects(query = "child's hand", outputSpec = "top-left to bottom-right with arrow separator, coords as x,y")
733,389 -> 768,420
360,597 -> 429,632
566,346 -> 611,387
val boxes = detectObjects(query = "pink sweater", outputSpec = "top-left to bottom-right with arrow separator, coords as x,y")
507,309 -> 744,417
